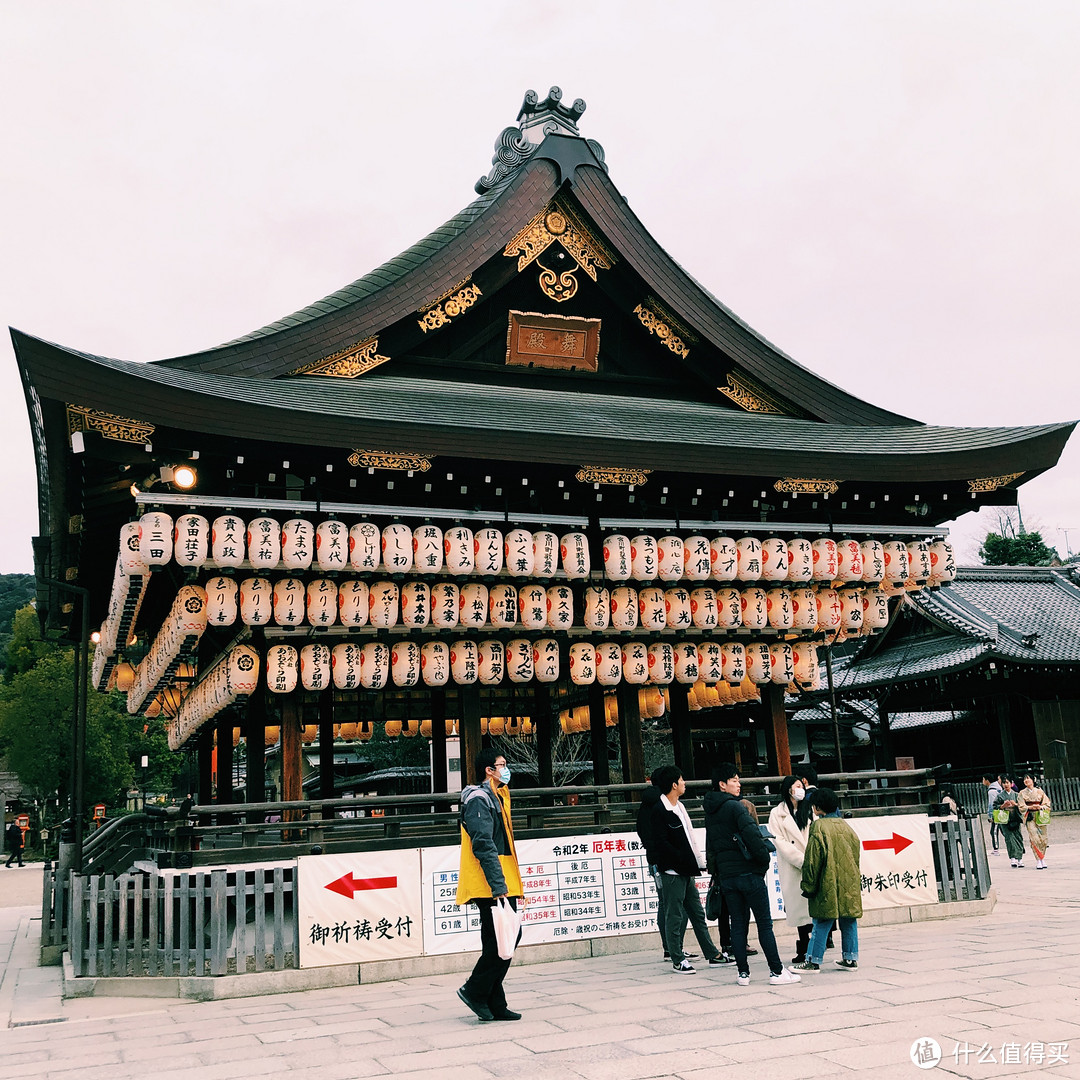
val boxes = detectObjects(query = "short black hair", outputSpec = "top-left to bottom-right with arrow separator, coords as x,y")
800,765 -> 819,786
811,787 -> 839,814
712,762 -> 739,786
475,748 -> 501,777
649,765 -> 669,786
982,772 -> 997,783
654,765 -> 683,796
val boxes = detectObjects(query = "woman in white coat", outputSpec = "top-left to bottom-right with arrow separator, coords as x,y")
768,776 -> 813,964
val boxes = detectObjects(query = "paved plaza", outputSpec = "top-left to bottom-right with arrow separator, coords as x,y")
2,819 -> 1079,1080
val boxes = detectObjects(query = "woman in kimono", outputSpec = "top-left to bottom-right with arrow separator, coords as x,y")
1016,773 -> 1051,869
993,778 -> 1025,867
768,776 -> 813,963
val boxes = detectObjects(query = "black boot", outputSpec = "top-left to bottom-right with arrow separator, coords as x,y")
792,923 -> 812,964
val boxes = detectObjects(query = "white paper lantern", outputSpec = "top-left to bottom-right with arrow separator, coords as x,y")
244,517 -> 279,570
602,534 -> 632,580
478,640 -> 505,685
421,641 -> 450,686
227,645 -> 260,696
367,581 -> 400,628
475,527 -> 504,575
863,588 -> 890,629
450,640 -> 479,684
622,641 -> 649,684
313,520 -> 348,572
400,581 -> 430,628
547,584 -> 574,629
630,535 -> 658,581
595,642 -> 622,686
239,577 -> 273,625
647,642 -> 675,684
766,587 -> 794,630
929,540 -> 956,585
840,588 -> 863,630
489,584 -> 518,628
736,537 -> 763,581
793,642 -> 818,684
266,645 -> 298,695
674,641 -> 700,684
533,638 -> 560,683
349,522 -> 380,571
337,580 -> 370,626
721,642 -> 746,684
430,582 -> 459,628
610,586 -> 639,631
119,522 -> 146,575
715,587 -> 741,629
173,514 -> 209,568
710,536 -> 738,581
907,541 -> 932,584
665,587 -> 693,631
740,587 -> 769,630
412,524 -> 444,572
638,586 -> 667,630
377,524 -> 411,573
657,536 -> 684,582
812,538 -> 839,582
504,528 -> 534,577
331,642 -> 362,690
209,515 -> 245,569
504,639 -> 534,684
391,641 -> 421,687
360,642 -> 390,689
699,641 -> 724,683
860,540 -> 885,584
459,583 -> 489,627
787,537 -> 814,583
816,588 -> 843,631
300,643 -> 331,691
533,530 -> 559,577
683,536 -> 711,581
569,642 -> 596,685
583,586 -> 611,631
836,539 -> 864,583
517,584 -> 547,629
746,641 -> 772,683
204,576 -> 238,626
272,578 -> 305,626
305,579 -> 337,626
444,526 -> 474,575
761,538 -> 789,582
769,642 -> 795,684
561,532 -> 590,579
791,587 -> 818,630
689,587 -> 718,629
140,512 -> 174,567
279,519 -> 313,570
882,541 -> 910,584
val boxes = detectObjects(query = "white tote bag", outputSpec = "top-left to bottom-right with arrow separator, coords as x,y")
492,897 -> 522,961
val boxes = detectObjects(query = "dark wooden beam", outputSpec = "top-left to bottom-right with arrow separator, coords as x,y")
430,689 -> 448,794
216,714 -> 233,804
318,688 -> 335,812
244,684 -> 266,821
588,682 -> 610,785
460,685 -> 482,786
534,685 -> 554,803
669,685 -> 695,779
280,692 -> 303,803
762,683 -> 791,776
197,726 -> 214,805
617,681 -> 645,786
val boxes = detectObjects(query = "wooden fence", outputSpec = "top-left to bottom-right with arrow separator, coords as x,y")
954,776 -> 1080,818
63,865 -> 298,978
929,817 -> 991,902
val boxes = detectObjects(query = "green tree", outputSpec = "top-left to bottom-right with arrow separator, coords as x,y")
0,574 -> 36,676
4,604 -> 54,679
978,530 -> 1058,566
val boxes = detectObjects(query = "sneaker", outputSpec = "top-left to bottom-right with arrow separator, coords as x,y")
736,971 -> 751,986
1037,861 -> 1046,870
709,952 -> 736,965
769,968 -> 802,984
1016,862 -> 1024,868
1010,859 -> 1018,867
684,952 -> 700,960
457,986 -> 494,1021
673,959 -> 696,974
791,960 -> 820,972
834,959 -> 858,970
990,849 -> 1000,856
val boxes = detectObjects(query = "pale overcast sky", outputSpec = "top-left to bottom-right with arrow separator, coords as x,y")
2,1 -> 1077,573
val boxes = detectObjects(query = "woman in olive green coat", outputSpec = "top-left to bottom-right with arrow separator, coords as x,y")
793,788 -> 862,972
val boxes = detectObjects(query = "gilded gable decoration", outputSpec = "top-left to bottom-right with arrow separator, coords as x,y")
719,372 -> 797,416
417,278 -> 483,333
967,473 -> 1024,493
575,466 -> 651,486
774,478 -> 841,495
347,449 -> 433,471
290,338 -> 390,378
634,300 -> 694,359
66,404 -> 154,446
504,200 -> 614,281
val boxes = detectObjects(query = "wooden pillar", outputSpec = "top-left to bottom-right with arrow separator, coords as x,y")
430,689 -> 448,794
534,685 -> 554,803
877,700 -> 893,771
197,726 -> 214,805
588,682 -> 610,785
244,684 -> 266,820
459,685 -> 482,787
763,684 -> 791,776
216,714 -> 234,804
318,687 -> 335,812
280,692 -> 303,804
617,681 -> 645,786
994,694 -> 1016,773
669,685 -> 695,779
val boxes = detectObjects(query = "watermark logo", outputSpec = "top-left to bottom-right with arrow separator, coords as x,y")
911,1038 -> 942,1069
911,1040 -> 1069,1069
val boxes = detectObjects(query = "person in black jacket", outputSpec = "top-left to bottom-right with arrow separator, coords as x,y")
637,767 -> 684,961
703,763 -> 800,987
648,765 -> 723,973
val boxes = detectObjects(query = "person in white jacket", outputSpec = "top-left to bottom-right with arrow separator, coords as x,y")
768,776 -> 813,964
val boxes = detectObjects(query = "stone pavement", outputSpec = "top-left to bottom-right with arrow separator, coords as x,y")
1,823 -> 1079,1080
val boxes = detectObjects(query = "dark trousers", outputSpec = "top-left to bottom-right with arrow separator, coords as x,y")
462,897 -> 519,1011
5,846 -> 23,868
721,872 -> 784,976
663,875 -> 720,965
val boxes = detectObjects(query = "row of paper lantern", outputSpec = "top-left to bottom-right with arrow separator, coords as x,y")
249,717 -> 544,747
196,576 -> 892,633
259,638 -> 820,692
92,551 -> 149,690
127,514 -> 955,586
126,586 -> 208,715
169,644 -> 260,750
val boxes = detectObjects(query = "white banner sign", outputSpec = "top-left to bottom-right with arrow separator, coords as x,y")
848,815 -> 937,909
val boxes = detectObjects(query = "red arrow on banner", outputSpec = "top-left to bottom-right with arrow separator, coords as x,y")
325,872 -> 398,899
862,833 -> 913,855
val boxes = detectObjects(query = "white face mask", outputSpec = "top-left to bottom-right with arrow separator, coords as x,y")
791,786 -> 805,802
